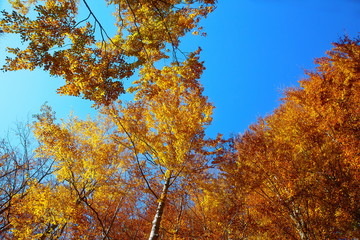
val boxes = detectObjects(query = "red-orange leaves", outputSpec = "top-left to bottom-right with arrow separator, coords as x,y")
216,37 -> 360,239
286,36 -> 360,168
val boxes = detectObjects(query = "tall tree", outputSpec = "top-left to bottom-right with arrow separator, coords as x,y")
211,36 -> 360,239
18,50 -> 216,239
106,50 -> 214,239
1,0 -> 218,238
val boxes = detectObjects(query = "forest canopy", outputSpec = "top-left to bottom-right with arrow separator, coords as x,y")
0,0 -> 359,239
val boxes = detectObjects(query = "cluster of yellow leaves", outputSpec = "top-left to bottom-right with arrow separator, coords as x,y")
107,50 -> 213,172
10,183 -> 76,239
30,104 -> 148,238
1,0 -> 216,105
112,0 -> 215,61
32,104 -> 134,188
1,2 -> 132,104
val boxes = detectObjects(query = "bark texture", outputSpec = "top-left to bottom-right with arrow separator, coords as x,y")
148,175 -> 171,240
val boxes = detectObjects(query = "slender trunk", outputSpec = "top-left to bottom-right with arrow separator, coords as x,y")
148,173 -> 171,240
289,209 -> 309,240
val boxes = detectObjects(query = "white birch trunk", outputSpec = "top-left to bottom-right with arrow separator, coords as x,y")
148,174 -> 171,240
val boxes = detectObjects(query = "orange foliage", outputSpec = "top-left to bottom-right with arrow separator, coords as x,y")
2,0 -> 359,239
210,37 -> 360,239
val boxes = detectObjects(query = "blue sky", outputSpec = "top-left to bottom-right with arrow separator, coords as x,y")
0,0 -> 359,137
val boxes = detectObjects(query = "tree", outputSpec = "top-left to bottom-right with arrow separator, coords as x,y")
106,50 -> 215,239
0,0 -> 216,105
15,105 -> 142,239
1,0 -> 218,238
213,36 -> 360,239
0,121 -> 52,238
17,49 -> 216,239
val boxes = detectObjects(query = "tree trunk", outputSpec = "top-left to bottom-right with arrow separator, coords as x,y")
148,173 -> 171,240
289,208 -> 309,240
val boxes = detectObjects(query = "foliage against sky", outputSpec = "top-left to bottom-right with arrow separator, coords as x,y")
0,0 -> 359,239
1,0 -> 359,136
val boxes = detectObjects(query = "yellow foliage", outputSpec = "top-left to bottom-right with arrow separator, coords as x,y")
1,0 -> 215,105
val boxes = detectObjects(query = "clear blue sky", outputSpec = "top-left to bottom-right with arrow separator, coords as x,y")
0,0 -> 359,137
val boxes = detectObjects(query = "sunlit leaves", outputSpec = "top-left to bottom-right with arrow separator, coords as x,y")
1,0 -> 216,105
31,104 -> 144,238
0,0 -> 219,238
25,47 -> 216,238
108,51 -> 213,171
209,37 -> 360,239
